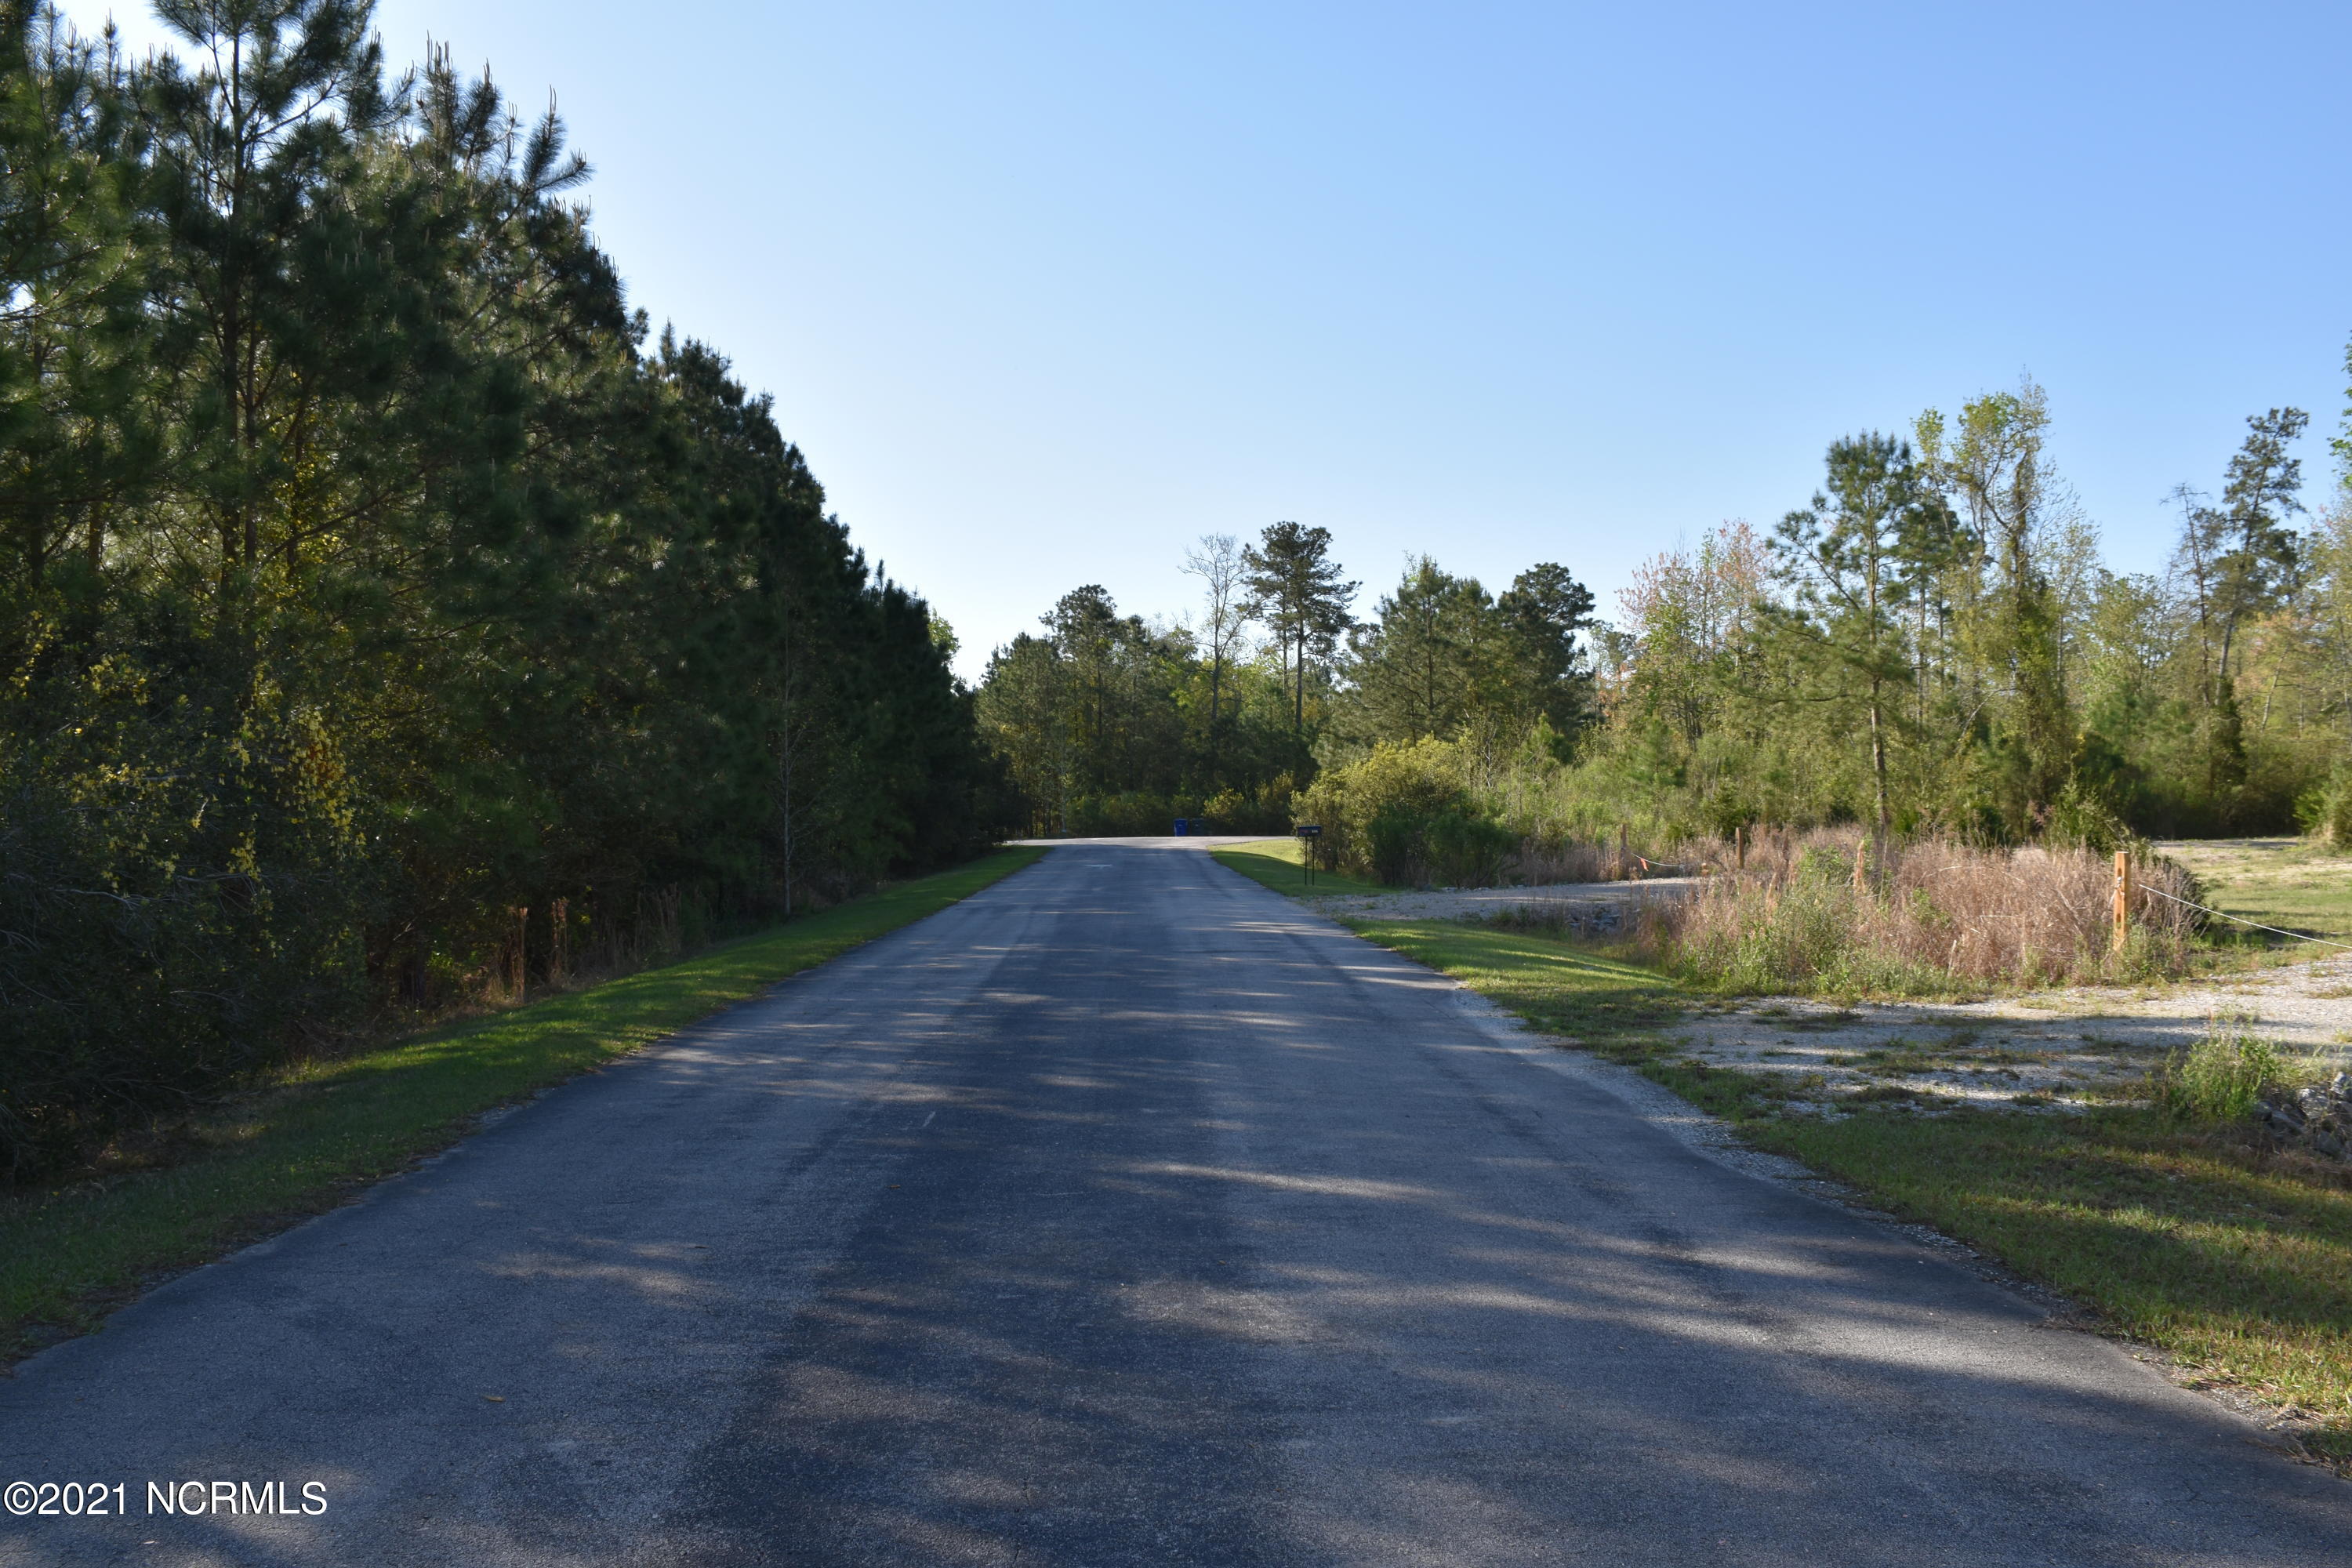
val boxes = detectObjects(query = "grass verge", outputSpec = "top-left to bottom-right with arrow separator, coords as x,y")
1350,917 -> 1682,1045
1210,837 -> 1390,898
2158,837 -> 2352,947
1,848 -> 1045,1364
1341,914 -> 2352,1470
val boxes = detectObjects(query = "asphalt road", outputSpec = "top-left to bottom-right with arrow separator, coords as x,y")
5,844 -> 2349,1566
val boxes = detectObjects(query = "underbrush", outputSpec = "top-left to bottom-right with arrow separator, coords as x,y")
1618,829 -> 2201,995
1294,739 -> 1514,885
2154,1025 -> 2289,1122
0,848 -> 1044,1362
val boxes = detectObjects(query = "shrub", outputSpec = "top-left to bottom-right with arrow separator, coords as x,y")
1631,829 -> 2200,995
2292,767 -> 2352,851
2044,777 -> 2133,854
2155,1025 -> 2285,1123
1296,739 -> 1513,886
0,753 -> 364,1181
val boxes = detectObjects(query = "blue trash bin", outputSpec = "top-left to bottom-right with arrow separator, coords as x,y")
1172,818 -> 1188,836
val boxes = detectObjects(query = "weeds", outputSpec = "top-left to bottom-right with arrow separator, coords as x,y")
2154,1024 -> 2286,1123
1631,831 -> 2200,996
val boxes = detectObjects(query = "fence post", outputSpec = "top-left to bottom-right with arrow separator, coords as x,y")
1851,837 -> 1868,894
1617,823 -> 1628,881
1734,825 -> 1745,871
2112,850 -> 2131,954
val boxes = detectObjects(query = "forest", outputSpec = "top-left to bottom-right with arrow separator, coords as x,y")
0,2 -> 1002,1177
981,376 -> 2352,869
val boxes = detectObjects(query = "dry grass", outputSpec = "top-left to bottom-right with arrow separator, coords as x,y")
1616,829 -> 2200,995
1512,834 -> 1725,884
1512,839 -> 1623,883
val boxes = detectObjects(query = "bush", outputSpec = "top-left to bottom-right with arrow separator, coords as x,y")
2044,778 -> 2134,854
0,745 -> 364,1181
1296,739 -> 1514,886
2318,768 -> 2352,851
2155,1025 -> 2285,1123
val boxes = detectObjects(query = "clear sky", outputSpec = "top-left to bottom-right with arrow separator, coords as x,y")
62,1 -> 2352,678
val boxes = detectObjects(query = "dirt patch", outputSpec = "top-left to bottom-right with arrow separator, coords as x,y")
1660,956 -> 2352,1115
1313,859 -> 2352,1112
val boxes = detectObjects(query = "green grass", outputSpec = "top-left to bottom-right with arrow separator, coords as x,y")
1210,837 -> 1391,898
0,848 -> 1045,1362
1348,918 -> 1683,1046
2160,837 -> 2352,946
1745,1107 -> 2352,1438
1335,913 -> 2352,1461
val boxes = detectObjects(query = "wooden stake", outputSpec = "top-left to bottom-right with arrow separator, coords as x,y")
1852,837 -> 1868,894
2112,850 -> 2131,954
1617,822 -> 1629,881
1734,825 -> 1746,870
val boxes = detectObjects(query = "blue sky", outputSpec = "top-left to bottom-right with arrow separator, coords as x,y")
64,1 -> 2352,677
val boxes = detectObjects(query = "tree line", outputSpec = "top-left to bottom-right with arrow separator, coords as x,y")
976,522 -> 1599,835
982,371 -> 2352,852
1611,379 -> 2352,844
0,1 -> 1000,1178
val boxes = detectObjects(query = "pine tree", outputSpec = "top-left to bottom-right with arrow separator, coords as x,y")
1243,521 -> 1356,743
1773,433 -> 1931,831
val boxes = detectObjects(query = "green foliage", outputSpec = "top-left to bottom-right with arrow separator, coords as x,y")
982,340 -> 2352,877
2154,1024 -> 2285,1123
1244,520 -> 1357,739
1582,379 -> 2346,845
975,536 -> 1339,836
2042,776 -> 2133,853
1294,737 -> 1515,886
977,530 -> 1602,839
1334,556 -> 1595,755
0,848 -> 1043,1359
0,5 -> 1001,1178
1771,431 -> 1946,827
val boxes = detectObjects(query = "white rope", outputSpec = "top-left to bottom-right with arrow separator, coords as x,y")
2136,884 -> 2352,953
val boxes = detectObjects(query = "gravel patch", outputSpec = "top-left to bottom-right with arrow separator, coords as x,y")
1330,873 -> 2352,1112
1645,956 -> 2352,1114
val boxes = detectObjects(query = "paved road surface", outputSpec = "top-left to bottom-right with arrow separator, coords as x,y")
5,844 -> 2348,1565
